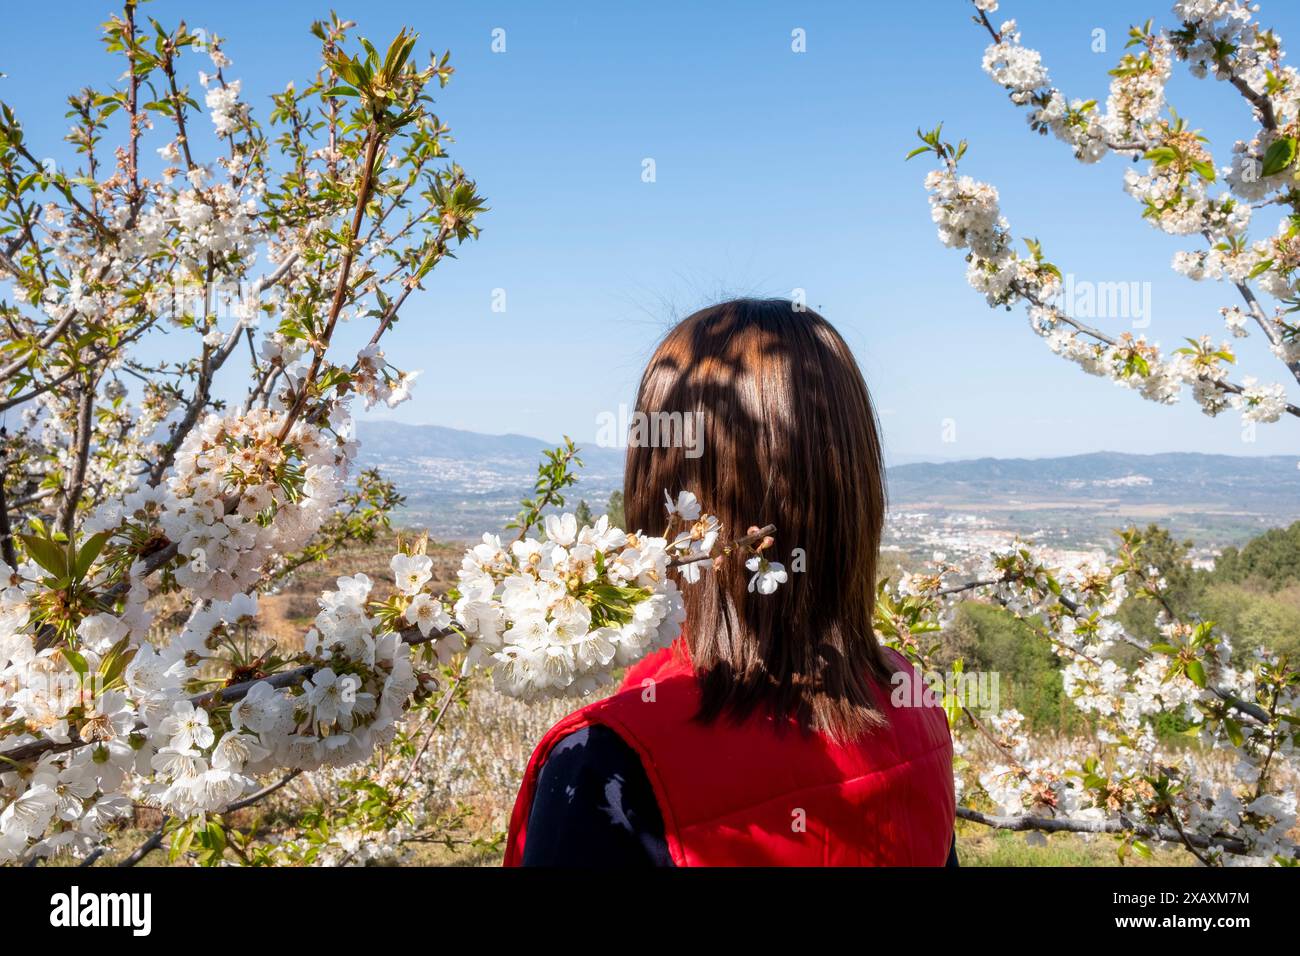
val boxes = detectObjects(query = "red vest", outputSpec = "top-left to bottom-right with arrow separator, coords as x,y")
504,641 -> 955,866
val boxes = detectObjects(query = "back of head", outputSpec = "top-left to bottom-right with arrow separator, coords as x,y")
624,298 -> 891,742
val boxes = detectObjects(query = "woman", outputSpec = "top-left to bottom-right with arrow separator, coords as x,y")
503,298 -> 956,866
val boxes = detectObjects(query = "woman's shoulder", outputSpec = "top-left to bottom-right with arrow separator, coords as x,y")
524,724 -> 673,866
544,723 -> 640,771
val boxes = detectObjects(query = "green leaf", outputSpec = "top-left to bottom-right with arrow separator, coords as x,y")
99,636 -> 136,688
168,821 -> 195,862
206,820 -> 226,849
1143,146 -> 1177,166
18,533 -> 68,578
62,648 -> 88,677
1247,258 -> 1274,279
74,531 -> 112,579
1185,659 -> 1207,688
1261,136 -> 1297,177
1222,716 -> 1244,747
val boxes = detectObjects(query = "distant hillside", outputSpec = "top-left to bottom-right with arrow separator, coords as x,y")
357,421 -> 620,465
354,424 -> 1299,545
355,421 -> 623,538
887,452 -> 1299,515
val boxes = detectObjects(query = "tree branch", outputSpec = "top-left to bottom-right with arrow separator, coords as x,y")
956,805 -> 1263,857
58,378 -> 96,536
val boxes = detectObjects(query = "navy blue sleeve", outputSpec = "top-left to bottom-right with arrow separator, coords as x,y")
947,832 -> 959,867
521,724 -> 674,867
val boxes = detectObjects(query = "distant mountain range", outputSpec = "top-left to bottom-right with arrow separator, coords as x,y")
355,422 -> 623,538
887,452 -> 1299,512
357,421 -> 622,467
355,422 -> 1299,545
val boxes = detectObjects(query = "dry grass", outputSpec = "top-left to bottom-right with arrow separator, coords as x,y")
257,535 -> 462,654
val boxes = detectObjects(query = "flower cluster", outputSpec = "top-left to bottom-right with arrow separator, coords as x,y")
444,492 -> 760,701
354,344 -> 420,410
921,158 -> 1288,424
981,22 -> 1049,104
154,410 -> 351,601
0,575 -> 427,849
977,7 -> 1173,165
0,609 -> 138,859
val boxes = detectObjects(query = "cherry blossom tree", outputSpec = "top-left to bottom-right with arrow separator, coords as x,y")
0,6 -> 783,865
902,0 -> 1298,864
0,5 -> 485,863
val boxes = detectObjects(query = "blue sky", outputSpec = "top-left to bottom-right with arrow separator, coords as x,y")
2,0 -> 1298,463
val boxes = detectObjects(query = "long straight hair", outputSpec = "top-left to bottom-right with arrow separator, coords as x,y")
623,298 -> 891,742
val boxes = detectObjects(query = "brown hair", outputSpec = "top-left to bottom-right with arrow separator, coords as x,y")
624,298 -> 891,742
